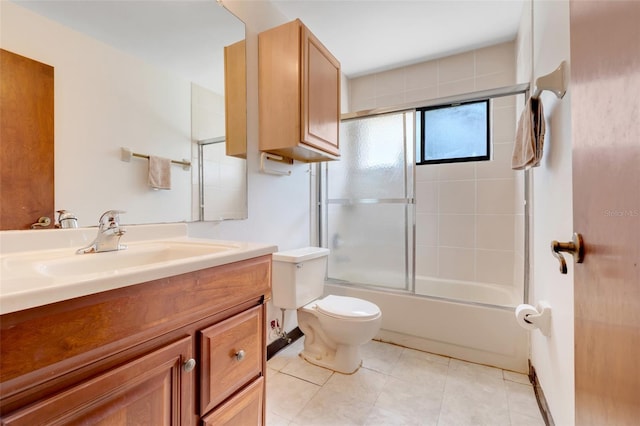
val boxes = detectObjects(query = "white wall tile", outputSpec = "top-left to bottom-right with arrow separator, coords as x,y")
476,143 -> 515,180
476,249 -> 515,285
439,214 -> 475,248
439,247 -> 475,281
438,51 -> 475,83
439,181 -> 476,214
415,245 -> 438,277
415,213 -> 438,247
415,181 -> 438,214
476,214 -> 515,250
477,179 -> 515,214
438,162 -> 476,181
476,42 -> 515,76
405,60 -> 438,90
438,78 -> 475,98
375,68 -> 405,97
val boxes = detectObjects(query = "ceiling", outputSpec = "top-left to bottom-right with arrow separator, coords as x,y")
270,0 -> 527,77
10,0 -> 526,89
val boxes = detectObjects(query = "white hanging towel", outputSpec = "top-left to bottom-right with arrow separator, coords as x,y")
512,97 -> 546,170
148,155 -> 171,190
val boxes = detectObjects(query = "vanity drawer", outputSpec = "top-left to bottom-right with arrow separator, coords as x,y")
199,305 -> 263,415
202,377 -> 264,426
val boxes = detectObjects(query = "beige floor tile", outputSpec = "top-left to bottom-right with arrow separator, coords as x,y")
266,371 -> 320,421
280,354 -> 334,386
388,348 -> 449,388
361,340 -> 404,374
290,386 -> 374,425
503,369 -> 531,385
266,340 -> 545,426
506,380 -> 542,419
322,366 -> 388,404
373,376 -> 443,425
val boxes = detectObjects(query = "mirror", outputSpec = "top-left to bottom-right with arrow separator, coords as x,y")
1,0 -> 246,227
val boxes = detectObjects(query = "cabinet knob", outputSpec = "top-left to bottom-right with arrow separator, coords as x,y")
235,350 -> 246,362
183,358 -> 196,372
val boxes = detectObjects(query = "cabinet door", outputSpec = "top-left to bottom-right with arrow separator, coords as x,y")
224,39 -> 247,159
199,305 -> 263,415
301,25 -> 340,157
1,337 -> 194,426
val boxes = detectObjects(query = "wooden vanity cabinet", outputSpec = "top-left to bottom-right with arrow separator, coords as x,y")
0,255 -> 271,425
259,19 -> 341,162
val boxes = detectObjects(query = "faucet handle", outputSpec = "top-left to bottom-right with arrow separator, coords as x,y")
99,210 -> 125,222
98,210 -> 126,229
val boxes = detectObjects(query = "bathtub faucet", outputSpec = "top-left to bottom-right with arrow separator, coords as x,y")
76,210 -> 127,254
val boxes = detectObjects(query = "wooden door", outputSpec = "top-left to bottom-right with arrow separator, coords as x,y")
0,338 -> 194,425
570,1 -> 640,424
0,49 -> 54,230
301,25 -> 340,156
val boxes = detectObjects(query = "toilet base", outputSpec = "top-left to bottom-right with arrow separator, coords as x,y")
299,343 -> 363,374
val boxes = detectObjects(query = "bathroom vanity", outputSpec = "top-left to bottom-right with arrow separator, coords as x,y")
0,224 -> 275,425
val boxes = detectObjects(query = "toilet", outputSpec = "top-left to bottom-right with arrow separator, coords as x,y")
272,247 -> 382,374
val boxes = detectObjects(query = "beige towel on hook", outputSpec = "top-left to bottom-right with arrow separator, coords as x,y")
512,97 -> 546,170
148,155 -> 171,190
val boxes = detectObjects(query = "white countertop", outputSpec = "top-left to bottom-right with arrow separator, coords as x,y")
0,223 -> 277,315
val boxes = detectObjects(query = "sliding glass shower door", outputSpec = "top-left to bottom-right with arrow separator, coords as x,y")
320,111 -> 415,291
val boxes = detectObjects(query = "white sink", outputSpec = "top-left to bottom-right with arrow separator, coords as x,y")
30,241 -> 238,278
0,224 -> 277,315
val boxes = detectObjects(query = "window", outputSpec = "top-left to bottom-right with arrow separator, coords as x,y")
416,100 -> 490,165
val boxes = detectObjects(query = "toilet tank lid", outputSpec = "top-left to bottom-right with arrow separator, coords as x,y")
272,247 -> 330,263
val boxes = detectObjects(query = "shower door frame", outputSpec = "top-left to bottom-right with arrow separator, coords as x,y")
318,83 -> 533,305
318,109 -> 417,293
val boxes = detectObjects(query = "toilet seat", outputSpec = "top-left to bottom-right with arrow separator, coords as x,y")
313,295 -> 381,320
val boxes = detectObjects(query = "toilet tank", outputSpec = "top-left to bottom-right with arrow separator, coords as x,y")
271,247 -> 330,310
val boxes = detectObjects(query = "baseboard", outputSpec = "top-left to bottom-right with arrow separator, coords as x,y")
266,327 -> 303,360
528,360 -> 555,426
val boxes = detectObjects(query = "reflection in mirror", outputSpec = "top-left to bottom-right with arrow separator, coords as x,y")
0,1 -> 246,227
191,84 -> 246,221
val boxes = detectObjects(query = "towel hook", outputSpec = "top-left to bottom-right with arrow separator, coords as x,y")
550,232 -> 584,274
532,61 -> 567,100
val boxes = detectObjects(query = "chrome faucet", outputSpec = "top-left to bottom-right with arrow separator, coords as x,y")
76,210 -> 127,254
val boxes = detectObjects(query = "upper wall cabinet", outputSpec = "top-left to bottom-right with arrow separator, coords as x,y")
225,39 -> 247,158
259,19 -> 341,162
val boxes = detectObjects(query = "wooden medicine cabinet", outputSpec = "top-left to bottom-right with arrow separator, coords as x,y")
258,19 -> 341,162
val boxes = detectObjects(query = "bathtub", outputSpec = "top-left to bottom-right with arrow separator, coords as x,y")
324,277 -> 529,373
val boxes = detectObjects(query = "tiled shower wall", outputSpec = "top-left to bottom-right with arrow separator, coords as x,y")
348,42 -> 525,296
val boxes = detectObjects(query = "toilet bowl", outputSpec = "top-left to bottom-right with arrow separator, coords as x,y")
297,295 -> 381,373
272,247 -> 382,374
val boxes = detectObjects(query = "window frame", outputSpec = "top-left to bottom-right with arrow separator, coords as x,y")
416,99 -> 491,165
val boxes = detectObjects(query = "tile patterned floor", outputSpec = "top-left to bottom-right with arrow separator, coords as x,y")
266,338 -> 545,426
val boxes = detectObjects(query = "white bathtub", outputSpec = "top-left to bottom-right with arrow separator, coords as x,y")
324,278 -> 529,372
414,275 -> 520,307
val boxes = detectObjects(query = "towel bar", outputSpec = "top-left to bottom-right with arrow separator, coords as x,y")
121,147 -> 191,170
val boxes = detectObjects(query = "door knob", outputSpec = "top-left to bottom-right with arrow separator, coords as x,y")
551,232 -> 584,274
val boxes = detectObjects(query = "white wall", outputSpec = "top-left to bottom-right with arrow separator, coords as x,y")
518,1 -> 575,425
1,1 -> 192,226
188,0 -> 313,342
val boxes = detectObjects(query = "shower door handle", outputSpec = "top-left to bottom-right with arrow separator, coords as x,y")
550,232 -> 585,274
